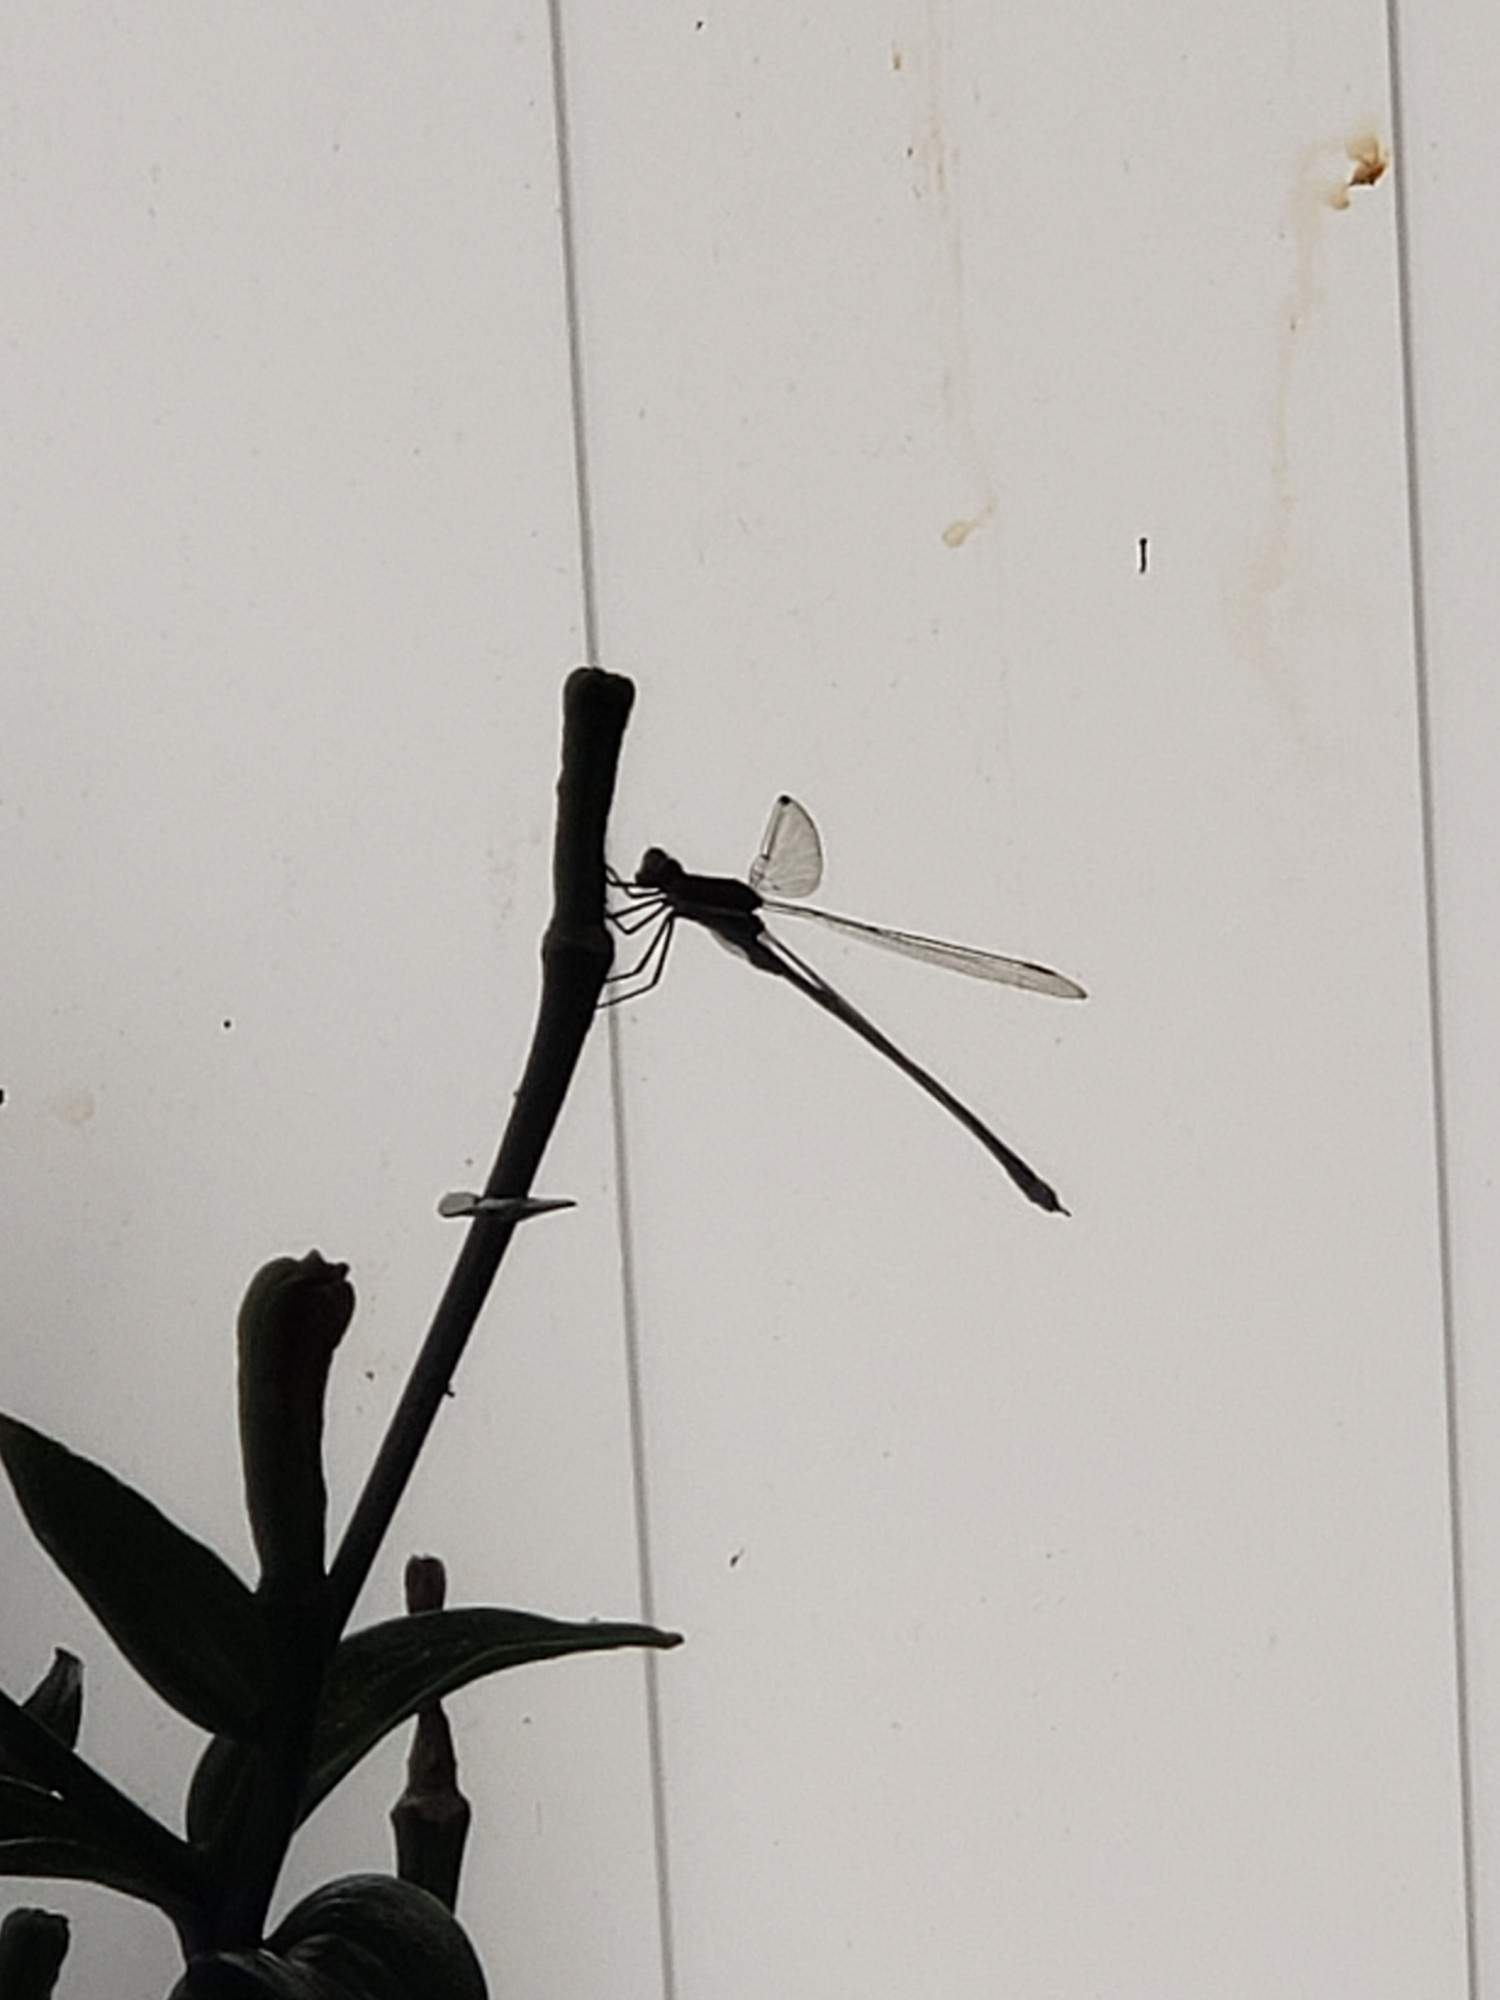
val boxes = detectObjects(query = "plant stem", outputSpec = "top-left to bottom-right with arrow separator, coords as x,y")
203,669 -> 633,1950
207,1584 -> 333,1949
327,667 -> 634,1637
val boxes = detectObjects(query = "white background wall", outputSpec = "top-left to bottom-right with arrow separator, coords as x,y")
0,5 -> 1492,1995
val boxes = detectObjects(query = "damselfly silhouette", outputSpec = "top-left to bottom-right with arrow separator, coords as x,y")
608,796 -> 1084,1213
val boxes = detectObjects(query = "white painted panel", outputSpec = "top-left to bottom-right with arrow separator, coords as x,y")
0,10 -> 662,1998
1394,3 -> 1500,1990
563,3 -> 1466,1995
0,5 -> 1482,1999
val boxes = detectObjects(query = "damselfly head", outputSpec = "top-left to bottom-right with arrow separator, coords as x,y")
635,847 -> 682,890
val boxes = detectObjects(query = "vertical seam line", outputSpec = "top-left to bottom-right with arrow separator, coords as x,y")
545,8 -> 679,1998
1383,6 -> 1477,1991
547,0 -> 599,663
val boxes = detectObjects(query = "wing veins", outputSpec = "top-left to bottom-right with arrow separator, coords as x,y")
761,899 -> 1085,998
748,795 -> 823,898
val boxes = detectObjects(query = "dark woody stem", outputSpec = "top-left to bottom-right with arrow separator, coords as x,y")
326,667 -> 634,1637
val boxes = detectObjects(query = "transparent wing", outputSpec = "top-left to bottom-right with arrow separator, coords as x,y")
748,794 -> 823,899
762,899 -> 1087,998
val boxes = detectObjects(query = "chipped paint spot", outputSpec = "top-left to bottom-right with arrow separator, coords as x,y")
52,1087 -> 96,1129
941,508 -> 991,548
1328,129 -> 1389,209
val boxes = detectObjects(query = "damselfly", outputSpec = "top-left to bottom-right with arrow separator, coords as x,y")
608,796 -> 1084,1213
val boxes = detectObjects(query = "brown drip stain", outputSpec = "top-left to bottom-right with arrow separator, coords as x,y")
1328,130 -> 1389,211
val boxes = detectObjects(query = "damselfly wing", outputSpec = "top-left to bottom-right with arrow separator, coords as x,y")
747,795 -> 1086,999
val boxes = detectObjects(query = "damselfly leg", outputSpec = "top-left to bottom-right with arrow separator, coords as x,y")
602,870 -> 678,1004
601,917 -> 678,1004
604,865 -> 663,917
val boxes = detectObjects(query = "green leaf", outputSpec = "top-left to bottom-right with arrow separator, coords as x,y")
184,1731 -> 254,1848
185,1607 -> 680,1842
170,1950 -> 329,1997
308,1610 -> 680,1821
171,1876 -> 488,1998
0,1775 -> 74,1840
273,1874 -> 486,1999
0,1690 -> 207,1923
0,1838 -> 172,1911
0,1652 -> 83,1783
22,1650 -> 82,1755
0,1780 -> 192,1914
0,1415 -> 269,1738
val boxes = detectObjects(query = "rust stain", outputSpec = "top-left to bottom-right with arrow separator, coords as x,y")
1224,124 -> 1390,736
895,0 -> 997,540
1347,130 -> 1388,188
1224,139 -> 1337,724
1328,129 -> 1389,209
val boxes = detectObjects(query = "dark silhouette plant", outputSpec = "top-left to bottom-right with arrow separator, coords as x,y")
0,668 -> 673,1997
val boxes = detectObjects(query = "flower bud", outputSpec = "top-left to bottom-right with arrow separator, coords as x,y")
0,1908 -> 70,1998
391,1554 -> 471,1909
236,1252 -> 354,1593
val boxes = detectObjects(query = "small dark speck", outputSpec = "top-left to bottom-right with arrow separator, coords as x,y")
221,1018 -> 233,1031
729,1547 -> 744,1568
0,1088 -> 6,1105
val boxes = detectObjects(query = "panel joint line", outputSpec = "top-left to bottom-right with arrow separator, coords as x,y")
1383,4 -> 1478,1991
545,10 -> 679,2000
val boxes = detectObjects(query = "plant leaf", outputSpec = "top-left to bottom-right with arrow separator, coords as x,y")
307,1610 -> 680,1821
0,1776 -> 71,1841
185,1607 -> 680,1841
185,1731 -> 254,1848
170,1875 -> 487,1998
0,1837 -> 191,1914
271,1873 -> 486,1999
0,1780 -> 192,1915
23,1651 -> 82,1755
0,1653 -> 83,1784
0,1415 -> 269,1738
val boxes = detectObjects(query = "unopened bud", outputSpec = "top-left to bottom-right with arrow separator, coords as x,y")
237,1252 -> 354,1592
0,1908 -> 70,1998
